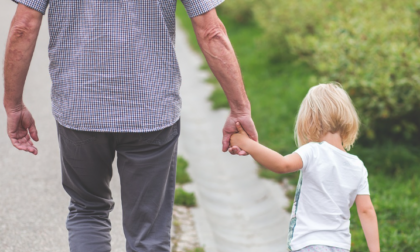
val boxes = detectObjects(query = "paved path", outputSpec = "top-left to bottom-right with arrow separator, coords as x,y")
0,1 -> 290,251
175,24 -> 290,252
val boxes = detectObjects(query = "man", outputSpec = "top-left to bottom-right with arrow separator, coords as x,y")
3,0 -> 257,251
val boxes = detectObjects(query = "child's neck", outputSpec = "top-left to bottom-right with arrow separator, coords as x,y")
319,132 -> 346,152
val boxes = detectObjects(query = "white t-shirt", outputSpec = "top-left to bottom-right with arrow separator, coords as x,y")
287,142 -> 370,251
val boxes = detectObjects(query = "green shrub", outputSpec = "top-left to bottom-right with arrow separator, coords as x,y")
253,0 -> 420,141
176,156 -> 192,184
217,0 -> 255,24
174,188 -> 197,207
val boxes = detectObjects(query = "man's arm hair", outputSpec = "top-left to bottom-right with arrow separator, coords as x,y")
4,4 -> 42,110
191,9 -> 249,115
191,9 -> 257,153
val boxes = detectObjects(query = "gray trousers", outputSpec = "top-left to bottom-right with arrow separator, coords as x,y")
56,120 -> 180,252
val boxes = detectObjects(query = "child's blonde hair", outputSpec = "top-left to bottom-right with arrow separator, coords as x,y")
295,83 -> 359,151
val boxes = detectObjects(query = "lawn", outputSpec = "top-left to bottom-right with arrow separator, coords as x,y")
176,4 -> 420,251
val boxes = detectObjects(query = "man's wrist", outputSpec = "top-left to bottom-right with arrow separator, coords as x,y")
4,100 -> 24,113
230,105 -> 251,116
228,97 -> 251,115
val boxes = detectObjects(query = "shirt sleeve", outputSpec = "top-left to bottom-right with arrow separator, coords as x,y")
12,0 -> 49,15
357,167 -> 370,195
293,143 -> 316,171
181,0 -> 225,18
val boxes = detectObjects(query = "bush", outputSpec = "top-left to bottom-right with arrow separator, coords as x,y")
174,188 -> 197,207
220,0 -> 420,142
217,0 -> 255,24
253,0 -> 420,141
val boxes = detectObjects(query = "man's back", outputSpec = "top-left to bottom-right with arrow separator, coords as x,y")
47,0 -> 180,132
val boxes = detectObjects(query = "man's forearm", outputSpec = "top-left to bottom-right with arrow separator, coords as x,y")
3,5 -> 42,111
192,10 -> 250,115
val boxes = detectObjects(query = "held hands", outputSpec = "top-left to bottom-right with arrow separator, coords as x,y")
230,122 -> 252,152
6,104 -> 39,155
222,113 -> 257,156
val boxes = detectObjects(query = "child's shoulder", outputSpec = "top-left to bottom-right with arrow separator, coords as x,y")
296,142 -> 365,165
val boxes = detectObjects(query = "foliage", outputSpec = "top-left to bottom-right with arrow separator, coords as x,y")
217,0 -> 254,24
174,188 -> 197,207
176,156 -> 192,184
187,247 -> 205,252
221,0 -> 420,142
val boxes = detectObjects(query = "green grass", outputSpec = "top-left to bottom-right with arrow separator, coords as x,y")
174,188 -> 197,207
176,156 -> 192,184
175,156 -> 196,207
176,4 -> 420,251
187,247 -> 205,252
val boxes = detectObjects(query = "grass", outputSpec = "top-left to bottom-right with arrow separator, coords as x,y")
175,156 -> 196,207
174,187 -> 197,207
187,248 -> 205,252
176,156 -> 192,184
176,4 -> 420,251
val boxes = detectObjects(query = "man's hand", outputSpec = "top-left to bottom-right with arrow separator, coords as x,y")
6,105 -> 39,155
222,113 -> 257,155
230,122 -> 252,149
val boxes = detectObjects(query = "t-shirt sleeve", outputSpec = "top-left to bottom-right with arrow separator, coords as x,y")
293,143 -> 316,171
357,167 -> 370,195
181,0 -> 225,18
12,0 -> 49,15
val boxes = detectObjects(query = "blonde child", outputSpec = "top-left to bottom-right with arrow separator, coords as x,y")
230,83 -> 380,252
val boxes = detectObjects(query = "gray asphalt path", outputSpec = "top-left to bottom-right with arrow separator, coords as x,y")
0,2 -> 125,251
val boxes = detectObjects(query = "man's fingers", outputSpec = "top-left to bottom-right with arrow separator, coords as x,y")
238,150 -> 249,156
242,120 -> 258,142
11,136 -> 38,155
229,146 -> 241,155
29,123 -> 39,141
222,133 -> 231,152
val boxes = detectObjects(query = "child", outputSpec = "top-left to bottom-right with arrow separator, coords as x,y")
230,83 -> 380,252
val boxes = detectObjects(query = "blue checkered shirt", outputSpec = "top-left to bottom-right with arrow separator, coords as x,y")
13,0 -> 224,132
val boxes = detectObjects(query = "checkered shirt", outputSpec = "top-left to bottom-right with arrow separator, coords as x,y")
13,0 -> 224,132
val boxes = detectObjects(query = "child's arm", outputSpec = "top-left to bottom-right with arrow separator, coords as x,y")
355,195 -> 380,252
230,122 -> 302,174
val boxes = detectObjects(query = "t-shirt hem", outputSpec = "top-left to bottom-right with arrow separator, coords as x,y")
54,116 -> 180,133
291,240 -> 350,251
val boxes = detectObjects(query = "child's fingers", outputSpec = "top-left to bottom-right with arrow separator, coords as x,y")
235,122 -> 245,133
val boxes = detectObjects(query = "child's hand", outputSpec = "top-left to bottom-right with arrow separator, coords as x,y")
230,122 -> 252,150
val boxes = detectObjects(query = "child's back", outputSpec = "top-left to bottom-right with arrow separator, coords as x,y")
289,141 -> 369,251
